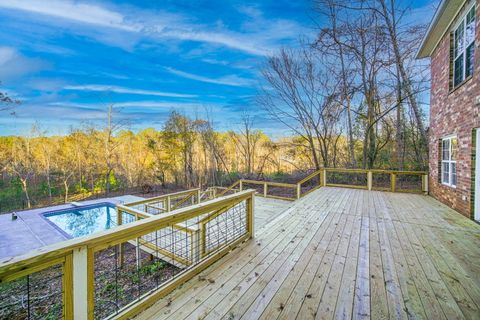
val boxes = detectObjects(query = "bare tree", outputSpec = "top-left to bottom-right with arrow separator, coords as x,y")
315,0 -> 358,167
259,45 -> 343,169
8,135 -> 36,208
102,105 -> 127,194
230,112 -> 263,175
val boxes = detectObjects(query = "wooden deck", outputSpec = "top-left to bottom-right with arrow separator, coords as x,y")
137,187 -> 480,320
254,196 -> 292,231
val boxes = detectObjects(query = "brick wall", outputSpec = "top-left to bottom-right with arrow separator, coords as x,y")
429,1 -> 480,218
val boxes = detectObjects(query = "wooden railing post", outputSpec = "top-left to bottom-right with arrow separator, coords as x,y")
116,208 -> 124,266
63,254 -> 74,319
72,246 -> 94,320
322,169 -> 327,186
422,174 -> 429,194
247,194 -> 255,238
239,180 -> 243,191
263,182 -> 268,197
192,228 -> 201,262
296,183 -> 301,199
199,222 -> 206,258
391,173 -> 396,192
367,171 -> 373,191
166,196 -> 171,212
197,189 -> 201,204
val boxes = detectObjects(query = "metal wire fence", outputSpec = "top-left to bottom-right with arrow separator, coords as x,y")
95,197 -> 250,319
0,264 -> 64,320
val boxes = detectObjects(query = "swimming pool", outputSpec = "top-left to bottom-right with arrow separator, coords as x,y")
43,203 -> 133,238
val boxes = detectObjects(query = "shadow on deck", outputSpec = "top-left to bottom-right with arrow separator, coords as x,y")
137,187 -> 480,320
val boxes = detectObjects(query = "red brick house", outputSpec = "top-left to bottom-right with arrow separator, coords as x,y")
417,0 -> 479,221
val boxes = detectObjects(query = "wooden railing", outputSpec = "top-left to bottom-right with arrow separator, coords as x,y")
0,190 -> 255,320
323,168 -> 428,194
216,168 -> 428,201
123,189 -> 201,215
239,179 -> 297,201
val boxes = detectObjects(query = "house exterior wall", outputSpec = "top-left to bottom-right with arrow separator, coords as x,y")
429,1 -> 480,218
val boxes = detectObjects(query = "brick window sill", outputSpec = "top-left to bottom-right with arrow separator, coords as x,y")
441,182 -> 457,190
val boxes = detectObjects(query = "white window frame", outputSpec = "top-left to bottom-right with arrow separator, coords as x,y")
441,136 -> 457,188
453,2 -> 476,87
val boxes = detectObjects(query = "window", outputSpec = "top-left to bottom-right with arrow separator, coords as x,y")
441,136 -> 457,187
453,4 -> 476,88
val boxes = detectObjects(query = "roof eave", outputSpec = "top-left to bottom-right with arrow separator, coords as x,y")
416,0 -> 465,59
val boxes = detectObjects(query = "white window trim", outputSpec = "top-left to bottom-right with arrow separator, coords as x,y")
453,1 -> 476,87
441,135 -> 457,188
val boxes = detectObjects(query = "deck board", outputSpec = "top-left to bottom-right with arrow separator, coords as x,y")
137,187 -> 480,320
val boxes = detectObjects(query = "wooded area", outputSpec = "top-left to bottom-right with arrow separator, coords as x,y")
0,0 -> 429,211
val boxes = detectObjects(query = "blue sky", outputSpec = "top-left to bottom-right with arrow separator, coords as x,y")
0,0 -> 437,136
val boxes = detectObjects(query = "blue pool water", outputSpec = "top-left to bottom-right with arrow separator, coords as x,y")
43,203 -> 128,238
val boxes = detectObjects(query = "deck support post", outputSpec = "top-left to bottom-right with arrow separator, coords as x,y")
367,171 -> 373,191
72,246 -> 94,320
246,194 -> 255,238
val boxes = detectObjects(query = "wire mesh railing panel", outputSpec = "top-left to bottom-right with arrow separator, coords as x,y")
93,195 -> 249,319
241,183 -> 264,195
372,172 -> 391,191
170,193 -> 198,210
204,201 -> 247,255
127,201 -> 166,215
395,174 -> 423,192
93,238 -> 182,319
300,174 -> 321,195
265,186 -> 296,199
326,171 -> 367,188
0,263 -> 64,320
141,226 -> 195,265
216,186 -> 239,197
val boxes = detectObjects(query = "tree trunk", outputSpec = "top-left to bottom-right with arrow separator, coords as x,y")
346,97 -> 356,167
64,180 -> 69,203
379,0 -> 428,158
21,178 -> 31,208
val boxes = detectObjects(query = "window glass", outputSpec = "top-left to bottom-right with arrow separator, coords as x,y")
454,55 -> 464,86
455,22 -> 465,58
466,7 -> 476,44
466,44 -> 475,77
451,163 -> 457,186
441,136 -> 457,186
442,162 -> 450,183
452,4 -> 476,87
442,139 -> 450,160
451,137 -> 458,160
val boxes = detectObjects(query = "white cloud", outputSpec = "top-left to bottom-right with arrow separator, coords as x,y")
64,84 -> 197,98
0,0 -> 140,31
164,67 -> 255,87
0,0 -> 307,56
0,47 -> 16,64
115,101 -> 205,109
157,29 -> 269,56
0,46 -> 48,80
